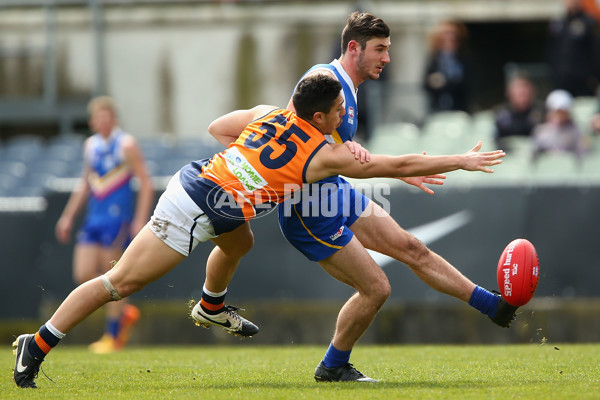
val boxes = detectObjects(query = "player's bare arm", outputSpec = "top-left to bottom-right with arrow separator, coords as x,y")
398,152 -> 446,195
208,105 -> 278,146
122,135 -> 155,236
55,139 -> 93,244
306,140 -> 505,183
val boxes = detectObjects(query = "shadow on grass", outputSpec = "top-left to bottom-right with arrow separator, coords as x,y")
197,378 -> 536,390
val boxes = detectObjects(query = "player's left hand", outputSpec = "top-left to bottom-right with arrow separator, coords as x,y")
400,175 -> 446,195
344,141 -> 371,163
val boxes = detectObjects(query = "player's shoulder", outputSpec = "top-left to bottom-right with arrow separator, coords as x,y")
312,142 -> 346,165
119,131 -> 138,148
304,67 -> 338,81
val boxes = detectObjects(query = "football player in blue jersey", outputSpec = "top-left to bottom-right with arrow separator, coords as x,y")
202,12 -> 519,382
55,96 -> 154,353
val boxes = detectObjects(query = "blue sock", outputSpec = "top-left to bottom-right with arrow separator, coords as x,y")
322,342 -> 352,368
468,286 -> 499,318
107,318 -> 120,338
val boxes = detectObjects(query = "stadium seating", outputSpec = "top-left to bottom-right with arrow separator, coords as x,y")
531,152 -> 581,183
2,105 -> 599,199
368,122 -> 422,155
0,134 -> 220,198
420,111 -> 473,155
572,96 -> 598,136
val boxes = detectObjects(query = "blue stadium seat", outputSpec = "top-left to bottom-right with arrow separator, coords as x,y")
139,138 -> 174,161
0,160 -> 28,179
172,138 -> 218,160
4,135 -> 44,163
0,172 -> 19,192
8,185 -> 46,197
48,133 -> 85,147
28,159 -> 71,177
44,143 -> 82,163
159,158 -> 191,176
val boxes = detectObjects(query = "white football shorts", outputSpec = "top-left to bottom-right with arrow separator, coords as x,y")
147,171 -> 216,256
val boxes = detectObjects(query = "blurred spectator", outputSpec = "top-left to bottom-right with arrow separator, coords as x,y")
532,89 -> 586,159
494,75 -> 545,151
423,20 -> 472,113
592,96 -> 600,134
547,0 -> 600,97
592,112 -> 600,134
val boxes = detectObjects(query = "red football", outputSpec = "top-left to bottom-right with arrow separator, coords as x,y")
496,238 -> 540,307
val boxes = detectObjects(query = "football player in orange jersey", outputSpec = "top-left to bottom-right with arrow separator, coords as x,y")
204,12 -> 520,382
13,74 -> 505,388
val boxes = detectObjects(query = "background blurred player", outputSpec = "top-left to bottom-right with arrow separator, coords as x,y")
55,96 -> 154,353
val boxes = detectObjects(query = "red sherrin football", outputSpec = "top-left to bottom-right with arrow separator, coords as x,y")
496,238 -> 540,307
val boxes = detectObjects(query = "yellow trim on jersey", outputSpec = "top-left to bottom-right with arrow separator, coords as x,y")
88,163 -> 131,197
293,203 -> 343,250
330,130 -> 343,144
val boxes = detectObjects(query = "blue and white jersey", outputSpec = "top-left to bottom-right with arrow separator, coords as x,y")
277,59 -> 370,263
83,128 -> 134,225
294,59 -> 358,185
297,59 -> 358,145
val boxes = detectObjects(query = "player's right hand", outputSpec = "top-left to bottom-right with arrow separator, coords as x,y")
55,217 -> 73,244
461,141 -> 505,173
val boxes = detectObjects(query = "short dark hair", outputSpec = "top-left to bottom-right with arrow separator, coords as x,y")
292,75 -> 342,121
341,11 -> 390,55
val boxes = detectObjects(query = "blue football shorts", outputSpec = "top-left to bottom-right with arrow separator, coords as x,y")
278,177 -> 369,262
76,218 -> 131,249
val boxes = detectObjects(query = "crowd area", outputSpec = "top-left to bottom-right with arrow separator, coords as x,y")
370,0 -> 600,183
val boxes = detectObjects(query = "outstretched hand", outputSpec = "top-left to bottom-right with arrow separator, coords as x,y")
462,141 -> 505,173
401,175 -> 446,194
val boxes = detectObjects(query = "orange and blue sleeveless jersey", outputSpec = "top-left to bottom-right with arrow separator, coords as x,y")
78,128 -> 134,247
179,108 -> 328,235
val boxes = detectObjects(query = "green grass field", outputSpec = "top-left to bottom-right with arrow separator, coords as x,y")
3,344 -> 599,399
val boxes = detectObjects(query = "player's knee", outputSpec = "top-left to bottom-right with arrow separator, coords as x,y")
224,230 -> 254,258
404,235 -> 430,263
367,275 -> 391,308
374,279 -> 391,305
112,276 -> 148,299
100,274 -> 123,301
238,231 -> 254,256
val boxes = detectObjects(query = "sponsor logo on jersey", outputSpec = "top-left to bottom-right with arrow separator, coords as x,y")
348,107 -> 355,124
223,147 -> 268,192
330,225 -> 345,241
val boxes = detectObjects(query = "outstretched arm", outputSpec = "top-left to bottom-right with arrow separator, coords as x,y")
208,105 -> 278,146
305,141 -> 504,183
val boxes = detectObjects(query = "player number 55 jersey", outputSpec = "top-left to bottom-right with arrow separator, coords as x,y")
180,108 -> 327,234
